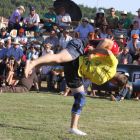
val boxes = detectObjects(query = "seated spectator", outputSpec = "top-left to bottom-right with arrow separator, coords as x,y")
117,47 -> 132,64
110,73 -> 132,101
0,72 -> 39,93
113,21 -> 127,39
121,58 -> 128,64
42,43 -> 54,56
0,27 -> 11,50
115,34 -> 127,46
56,7 -> 71,38
95,21 -> 114,40
28,29 -> 44,55
87,32 -> 95,40
6,40 -> 23,76
106,7 -> 119,29
73,17 -> 94,40
5,55 -> 18,85
126,34 -> 140,60
22,6 -> 40,35
120,11 -> 132,33
43,29 -> 59,52
0,39 -> 7,76
93,9 -> 105,32
8,6 -> 25,36
14,28 -> 28,53
130,21 -> 140,40
133,8 -> 140,30
25,44 -> 39,61
40,6 -> 56,34
59,29 -> 72,51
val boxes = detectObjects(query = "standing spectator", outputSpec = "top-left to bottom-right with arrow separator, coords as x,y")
127,34 -> 140,60
120,11 -> 132,33
6,40 -> 23,76
56,7 -> 71,38
117,47 -> 133,64
8,6 -> 25,36
95,21 -> 114,40
113,21 -> 128,39
73,17 -> 94,40
133,8 -> 140,30
14,28 -> 28,52
22,6 -> 40,35
28,29 -> 44,54
106,7 -> 119,29
43,29 -> 59,52
93,9 -> 105,32
0,27 -> 11,50
59,29 -> 72,51
110,73 -> 132,101
0,39 -> 7,76
40,6 -> 56,34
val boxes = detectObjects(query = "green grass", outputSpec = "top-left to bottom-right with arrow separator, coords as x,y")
0,91 -> 140,140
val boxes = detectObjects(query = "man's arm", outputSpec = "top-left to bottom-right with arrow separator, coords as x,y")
34,82 -> 39,91
15,16 -> 19,24
33,22 -> 39,26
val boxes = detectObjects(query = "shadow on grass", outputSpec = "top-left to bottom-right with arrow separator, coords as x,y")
86,95 -> 111,101
0,123 -> 47,132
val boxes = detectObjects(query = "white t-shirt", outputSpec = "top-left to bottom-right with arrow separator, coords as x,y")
42,50 -> 54,56
56,13 -> 71,26
59,35 -> 72,50
14,35 -> 28,47
126,40 -> 140,53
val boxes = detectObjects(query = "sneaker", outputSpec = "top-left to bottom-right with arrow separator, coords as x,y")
110,94 -> 117,101
69,128 -> 87,135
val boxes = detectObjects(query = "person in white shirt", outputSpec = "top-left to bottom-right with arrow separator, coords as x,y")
59,29 -> 72,50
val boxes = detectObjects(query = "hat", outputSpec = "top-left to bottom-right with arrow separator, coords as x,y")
116,34 -> 125,39
0,39 -> 4,44
124,73 -> 129,77
35,29 -> 40,33
19,28 -> 24,33
102,21 -> 108,26
82,17 -> 89,22
132,33 -> 138,39
49,6 -> 54,9
1,27 -> 6,32
60,7 -> 65,10
17,6 -> 25,12
30,6 -> 35,11
118,20 -> 124,24
96,9 -> 106,15
121,11 -> 128,15
136,8 -> 140,12
12,39 -> 20,45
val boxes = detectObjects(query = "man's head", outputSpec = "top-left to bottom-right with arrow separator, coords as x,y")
12,39 -> 20,49
60,7 -> 65,16
10,55 -> 15,61
116,34 -> 125,42
50,29 -> 56,38
82,17 -> 88,27
109,73 -> 128,88
132,33 -> 138,43
18,6 -> 25,14
124,47 -> 129,55
88,32 -> 94,40
19,28 -> 24,37
136,8 -> 140,17
49,6 -> 54,14
1,27 -> 7,36
44,44 -> 51,53
133,21 -> 139,30
30,6 -> 35,15
63,29 -> 69,37
110,7 -> 115,16
0,39 -> 4,48
35,29 -> 40,38
118,20 -> 124,30
121,11 -> 127,20
122,58 -> 128,64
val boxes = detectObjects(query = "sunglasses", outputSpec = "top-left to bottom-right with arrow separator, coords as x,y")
82,21 -> 87,22
31,47 -> 35,49
45,46 -> 49,48
88,35 -> 92,36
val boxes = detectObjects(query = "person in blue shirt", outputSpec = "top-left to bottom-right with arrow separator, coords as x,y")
73,17 -> 95,40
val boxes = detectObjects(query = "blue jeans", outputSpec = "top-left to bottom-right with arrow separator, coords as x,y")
22,25 -> 39,35
60,78 -> 66,91
115,88 -> 131,101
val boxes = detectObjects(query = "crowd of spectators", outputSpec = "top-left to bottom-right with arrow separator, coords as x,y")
0,5 -> 140,100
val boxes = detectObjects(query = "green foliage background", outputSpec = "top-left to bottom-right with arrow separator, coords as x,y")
0,0 -> 137,21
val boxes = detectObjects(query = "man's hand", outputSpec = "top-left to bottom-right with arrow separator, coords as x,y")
0,60 -> 2,63
88,46 -> 95,54
61,17 -> 66,23
125,84 -> 130,88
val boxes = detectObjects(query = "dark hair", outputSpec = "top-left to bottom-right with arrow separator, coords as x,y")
29,45 -> 37,51
114,40 -> 125,52
110,7 -> 115,11
100,22 -> 109,33
10,55 -> 15,60
50,29 -> 56,33
95,13 -> 105,21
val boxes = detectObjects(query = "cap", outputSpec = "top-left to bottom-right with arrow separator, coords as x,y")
132,33 -> 138,39
118,20 -> 124,24
19,28 -> 24,33
124,73 -> 129,77
102,21 -> 108,26
116,34 -> 125,39
30,6 -> 35,11
82,17 -> 89,22
60,7 -> 65,10
18,6 -> 25,12
1,27 -> 6,32
35,29 -> 40,33
49,6 -> 54,9
136,8 -> 140,12
0,39 -> 4,44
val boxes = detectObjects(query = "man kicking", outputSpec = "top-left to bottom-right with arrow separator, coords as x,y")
24,38 -> 127,135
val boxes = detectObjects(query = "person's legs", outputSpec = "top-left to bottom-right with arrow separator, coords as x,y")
0,61 -> 5,75
120,88 -> 129,100
8,72 -> 14,85
33,25 -> 39,33
25,49 -> 73,77
13,23 -> 21,36
46,75 -> 51,91
7,22 -> 14,34
37,74 -> 42,90
6,71 -> 11,83
126,90 -> 132,99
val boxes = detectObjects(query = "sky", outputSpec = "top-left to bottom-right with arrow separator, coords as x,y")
74,0 -> 139,16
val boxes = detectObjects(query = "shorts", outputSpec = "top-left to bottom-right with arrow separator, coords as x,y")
65,39 -> 85,60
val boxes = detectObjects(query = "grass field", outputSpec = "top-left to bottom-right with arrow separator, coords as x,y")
0,90 -> 140,140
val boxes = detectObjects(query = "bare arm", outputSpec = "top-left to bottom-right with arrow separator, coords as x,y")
19,41 -> 27,45
33,22 -> 39,26
109,30 -> 114,40
15,16 -> 19,23
34,82 -> 39,91
95,30 -> 100,38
